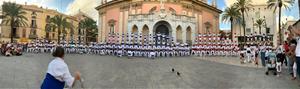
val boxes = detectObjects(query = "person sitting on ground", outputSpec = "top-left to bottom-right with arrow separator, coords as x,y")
5,48 -> 12,57
14,46 -> 23,56
41,47 -> 81,89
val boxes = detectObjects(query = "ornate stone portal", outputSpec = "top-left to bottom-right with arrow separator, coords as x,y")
128,10 -> 196,44
96,0 -> 222,45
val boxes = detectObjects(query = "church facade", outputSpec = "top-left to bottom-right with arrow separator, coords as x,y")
96,0 -> 222,45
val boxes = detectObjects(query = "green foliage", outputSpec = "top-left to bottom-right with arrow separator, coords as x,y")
2,2 -> 28,42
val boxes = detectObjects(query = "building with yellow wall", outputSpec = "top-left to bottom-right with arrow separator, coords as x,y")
0,2 -> 89,43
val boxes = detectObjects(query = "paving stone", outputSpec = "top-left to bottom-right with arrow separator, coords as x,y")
0,53 -> 299,89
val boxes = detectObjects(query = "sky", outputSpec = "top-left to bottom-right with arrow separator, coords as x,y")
0,0 -> 299,30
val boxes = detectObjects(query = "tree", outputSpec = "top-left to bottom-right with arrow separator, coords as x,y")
45,23 -> 57,40
2,2 -> 28,43
221,6 -> 241,40
234,0 -> 253,44
267,0 -> 294,43
49,15 -> 72,42
79,17 -> 97,43
254,18 -> 265,35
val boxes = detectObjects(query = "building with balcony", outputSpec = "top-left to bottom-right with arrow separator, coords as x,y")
232,4 -> 277,45
96,0 -> 222,45
0,2 -> 90,43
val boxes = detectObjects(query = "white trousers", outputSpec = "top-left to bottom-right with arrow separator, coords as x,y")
293,62 -> 297,77
276,62 -> 282,73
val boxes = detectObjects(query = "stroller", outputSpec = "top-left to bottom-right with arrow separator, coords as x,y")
265,51 -> 277,75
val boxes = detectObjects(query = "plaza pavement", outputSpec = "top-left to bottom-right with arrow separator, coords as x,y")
0,53 -> 299,89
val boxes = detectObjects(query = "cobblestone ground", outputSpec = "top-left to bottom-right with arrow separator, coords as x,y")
0,53 -> 299,89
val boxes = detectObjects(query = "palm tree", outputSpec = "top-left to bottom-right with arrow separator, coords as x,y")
221,6 -> 241,40
45,23 -> 57,40
267,0 -> 294,43
79,17 -> 97,43
49,15 -> 72,42
2,2 -> 28,43
234,0 -> 253,44
254,18 -> 266,35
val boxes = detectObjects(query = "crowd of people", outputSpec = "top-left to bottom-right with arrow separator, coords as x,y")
191,34 -> 240,57
24,40 -> 191,59
0,33 -> 241,58
0,42 -> 23,56
236,27 -> 300,84
1,29 -> 300,86
0,33 -> 239,59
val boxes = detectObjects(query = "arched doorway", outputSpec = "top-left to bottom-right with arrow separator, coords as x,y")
131,25 -> 138,43
176,26 -> 182,43
142,25 -> 149,44
132,25 -> 138,34
153,21 -> 172,45
186,26 -> 192,45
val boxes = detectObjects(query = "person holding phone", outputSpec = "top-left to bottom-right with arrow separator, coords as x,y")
41,47 -> 81,89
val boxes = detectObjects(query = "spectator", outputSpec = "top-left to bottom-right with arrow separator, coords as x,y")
289,27 -> 300,81
260,43 -> 267,66
5,48 -> 12,57
246,45 -> 252,63
41,47 -> 81,89
283,41 -> 289,66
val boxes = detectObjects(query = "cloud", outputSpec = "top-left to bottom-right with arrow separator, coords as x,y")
281,15 -> 296,23
224,0 -> 268,7
66,0 -> 110,21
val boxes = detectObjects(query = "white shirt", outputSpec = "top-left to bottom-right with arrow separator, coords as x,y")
296,37 -> 300,56
259,45 -> 266,52
276,45 -> 284,53
47,57 -> 74,87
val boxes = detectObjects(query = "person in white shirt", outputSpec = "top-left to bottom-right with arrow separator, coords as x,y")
290,27 -> 300,79
246,45 -> 252,63
276,43 -> 284,76
41,47 -> 81,89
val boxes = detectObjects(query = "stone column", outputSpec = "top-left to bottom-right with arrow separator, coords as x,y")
98,14 -> 102,42
127,23 -> 132,42
149,24 -> 154,43
138,24 -> 142,43
182,27 -> 187,43
191,25 -> 195,44
172,28 -> 176,43
102,15 -> 106,43
119,12 -> 123,43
